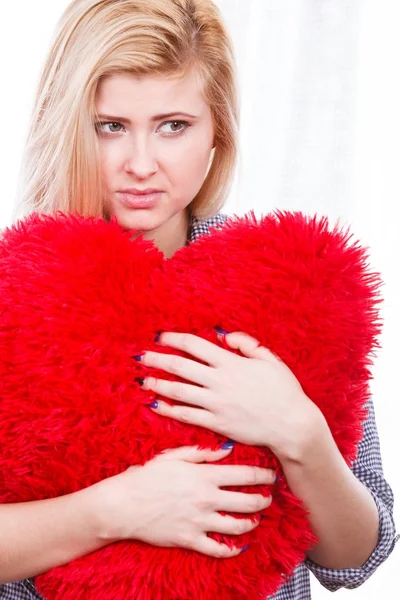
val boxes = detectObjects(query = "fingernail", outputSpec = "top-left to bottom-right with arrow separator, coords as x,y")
221,441 -> 235,450
215,326 -> 229,335
135,377 -> 145,386
148,400 -> 159,409
240,545 -> 249,553
132,354 -> 143,362
155,331 -> 162,342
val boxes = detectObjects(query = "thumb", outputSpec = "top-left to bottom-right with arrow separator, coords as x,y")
160,442 -> 235,463
222,331 -> 280,363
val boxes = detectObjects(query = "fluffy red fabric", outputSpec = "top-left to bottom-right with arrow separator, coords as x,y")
0,211 -> 381,599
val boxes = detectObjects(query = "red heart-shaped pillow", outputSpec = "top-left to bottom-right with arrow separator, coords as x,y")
0,211 -> 380,600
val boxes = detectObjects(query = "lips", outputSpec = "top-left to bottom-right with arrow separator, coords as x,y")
119,188 -> 163,195
116,190 -> 163,209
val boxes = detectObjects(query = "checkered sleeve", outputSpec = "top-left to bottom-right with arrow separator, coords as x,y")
0,578 -> 42,599
304,396 -> 399,590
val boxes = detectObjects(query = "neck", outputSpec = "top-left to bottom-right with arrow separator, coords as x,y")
141,208 -> 191,258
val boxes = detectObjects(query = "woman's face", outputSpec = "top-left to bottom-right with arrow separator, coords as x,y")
95,69 -> 215,238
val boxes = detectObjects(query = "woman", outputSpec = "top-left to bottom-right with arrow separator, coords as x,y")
2,0 -> 397,598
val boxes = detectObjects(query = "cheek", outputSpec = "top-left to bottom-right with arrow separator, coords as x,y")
98,143 -> 122,185
163,136 -> 213,191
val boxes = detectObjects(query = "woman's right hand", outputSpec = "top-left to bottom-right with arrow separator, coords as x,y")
89,444 -> 275,558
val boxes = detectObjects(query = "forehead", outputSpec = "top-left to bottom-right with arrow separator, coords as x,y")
95,68 -> 209,117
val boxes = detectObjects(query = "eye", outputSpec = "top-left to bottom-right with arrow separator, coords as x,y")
96,122 -> 125,134
158,120 -> 189,135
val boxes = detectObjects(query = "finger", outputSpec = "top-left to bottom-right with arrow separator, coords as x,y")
155,332 -> 229,368
160,444 -> 234,463
222,331 -> 281,363
214,490 -> 272,513
150,400 -> 216,429
193,536 -> 243,558
207,514 -> 259,536
143,378 -> 213,409
140,351 -> 215,388
207,465 -> 276,487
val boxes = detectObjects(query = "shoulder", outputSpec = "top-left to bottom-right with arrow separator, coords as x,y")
189,213 -> 229,243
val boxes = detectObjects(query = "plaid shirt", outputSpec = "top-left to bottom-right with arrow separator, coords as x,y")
1,213 -> 397,599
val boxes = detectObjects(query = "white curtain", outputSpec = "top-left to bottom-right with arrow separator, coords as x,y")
216,0 -> 359,220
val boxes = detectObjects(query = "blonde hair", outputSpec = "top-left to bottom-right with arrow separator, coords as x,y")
15,0 -> 239,221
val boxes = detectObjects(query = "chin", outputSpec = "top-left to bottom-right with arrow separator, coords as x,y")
111,207 -> 164,233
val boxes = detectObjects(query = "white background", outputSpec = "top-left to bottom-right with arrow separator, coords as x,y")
0,0 -> 398,597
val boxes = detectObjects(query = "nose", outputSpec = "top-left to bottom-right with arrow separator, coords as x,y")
123,136 -> 158,180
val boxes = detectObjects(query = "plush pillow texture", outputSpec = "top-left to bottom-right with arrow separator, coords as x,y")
0,211 -> 381,600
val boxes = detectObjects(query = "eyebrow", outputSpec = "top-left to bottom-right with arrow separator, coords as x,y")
96,112 -> 199,124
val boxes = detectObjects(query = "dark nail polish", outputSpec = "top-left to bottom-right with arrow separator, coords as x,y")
240,545 -> 249,553
132,355 -> 143,362
221,441 -> 235,450
155,331 -> 162,342
135,377 -> 145,386
149,400 -> 159,409
215,326 -> 229,335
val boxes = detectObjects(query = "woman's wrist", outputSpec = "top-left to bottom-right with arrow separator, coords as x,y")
64,483 -> 112,547
79,475 -> 122,544
82,467 -> 144,544
269,397 -> 328,465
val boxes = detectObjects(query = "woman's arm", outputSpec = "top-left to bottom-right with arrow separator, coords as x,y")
272,403 -> 381,570
287,396 -> 397,590
0,488 -> 104,584
0,445 -> 273,583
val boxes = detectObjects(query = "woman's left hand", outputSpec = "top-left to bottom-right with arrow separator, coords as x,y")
136,330 -> 316,450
